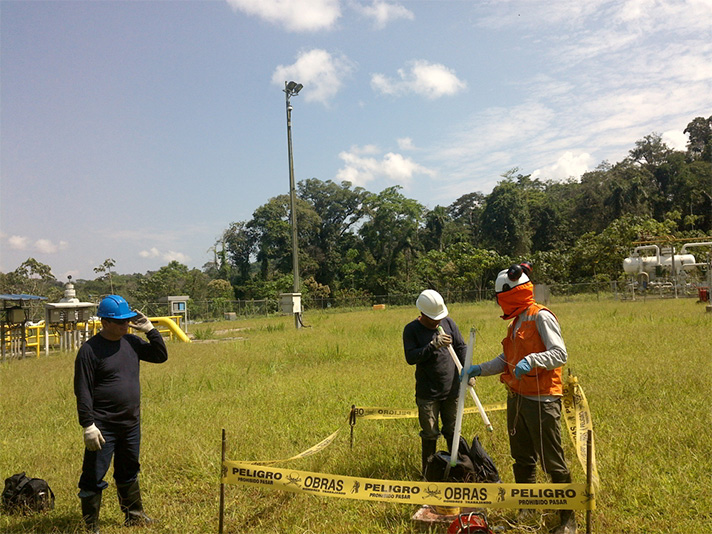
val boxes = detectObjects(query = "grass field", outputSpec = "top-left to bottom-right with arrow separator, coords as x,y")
1,297 -> 711,534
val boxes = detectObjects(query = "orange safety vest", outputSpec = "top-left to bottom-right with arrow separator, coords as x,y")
499,303 -> 563,396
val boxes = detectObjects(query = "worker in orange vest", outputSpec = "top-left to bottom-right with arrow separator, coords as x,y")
463,263 -> 576,534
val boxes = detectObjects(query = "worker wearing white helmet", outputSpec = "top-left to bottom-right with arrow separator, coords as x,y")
462,264 -> 576,534
403,289 -> 467,477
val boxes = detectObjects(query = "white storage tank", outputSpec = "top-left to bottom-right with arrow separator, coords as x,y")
623,244 -> 698,276
659,253 -> 696,274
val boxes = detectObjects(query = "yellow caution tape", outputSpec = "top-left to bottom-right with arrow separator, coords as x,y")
352,402 -> 507,420
243,403 -> 507,466
223,461 -> 594,511
247,428 -> 342,466
236,377 -> 597,493
562,376 -> 599,489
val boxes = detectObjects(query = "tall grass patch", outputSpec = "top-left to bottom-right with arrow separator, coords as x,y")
1,299 -> 710,533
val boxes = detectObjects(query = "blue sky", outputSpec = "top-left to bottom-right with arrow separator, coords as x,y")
1,0 -> 710,281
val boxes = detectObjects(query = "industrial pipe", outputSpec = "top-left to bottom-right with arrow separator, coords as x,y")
145,317 -> 191,343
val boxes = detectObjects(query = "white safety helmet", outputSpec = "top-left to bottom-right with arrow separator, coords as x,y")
495,265 -> 531,294
416,289 -> 448,320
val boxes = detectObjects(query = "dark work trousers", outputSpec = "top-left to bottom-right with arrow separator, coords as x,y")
416,396 -> 458,443
78,422 -> 141,497
507,394 -> 570,481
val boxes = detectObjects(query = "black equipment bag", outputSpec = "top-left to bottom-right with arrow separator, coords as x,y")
2,472 -> 55,514
467,436 -> 501,483
425,436 -> 501,484
424,437 -> 477,482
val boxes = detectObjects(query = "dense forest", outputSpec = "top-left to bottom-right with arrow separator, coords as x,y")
2,116 -> 711,305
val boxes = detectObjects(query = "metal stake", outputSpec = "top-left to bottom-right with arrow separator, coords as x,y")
219,429 -> 226,534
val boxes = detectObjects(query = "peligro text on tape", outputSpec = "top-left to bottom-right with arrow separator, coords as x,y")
223,461 -> 593,511
562,376 -> 599,489
352,402 -> 507,420
241,377 -> 596,484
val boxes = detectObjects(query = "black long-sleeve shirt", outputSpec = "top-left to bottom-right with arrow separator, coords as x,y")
403,316 -> 466,400
74,329 -> 168,428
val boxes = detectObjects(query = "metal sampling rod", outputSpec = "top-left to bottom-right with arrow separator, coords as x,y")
445,327 -> 475,478
438,325 -> 493,432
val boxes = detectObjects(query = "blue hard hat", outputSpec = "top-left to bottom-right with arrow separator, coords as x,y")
97,295 -> 137,320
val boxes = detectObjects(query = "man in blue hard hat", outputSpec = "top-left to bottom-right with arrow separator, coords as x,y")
74,295 -> 168,533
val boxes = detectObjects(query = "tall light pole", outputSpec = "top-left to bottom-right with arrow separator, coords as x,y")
284,80 -> 303,329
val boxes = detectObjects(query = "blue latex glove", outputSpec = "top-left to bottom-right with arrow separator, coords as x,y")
514,359 -> 532,379
460,364 -> 482,381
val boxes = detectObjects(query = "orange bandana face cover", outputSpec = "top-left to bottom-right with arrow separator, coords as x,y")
496,281 -> 534,320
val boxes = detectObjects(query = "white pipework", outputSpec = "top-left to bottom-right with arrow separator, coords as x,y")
680,242 -> 712,255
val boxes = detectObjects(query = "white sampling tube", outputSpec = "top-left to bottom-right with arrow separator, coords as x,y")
438,325 -> 493,432
447,327 -> 475,473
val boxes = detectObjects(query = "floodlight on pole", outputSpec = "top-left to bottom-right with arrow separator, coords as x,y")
284,80 -> 302,329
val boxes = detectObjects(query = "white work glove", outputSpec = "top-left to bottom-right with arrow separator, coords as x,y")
130,311 -> 154,333
83,424 -> 105,451
430,331 -> 452,349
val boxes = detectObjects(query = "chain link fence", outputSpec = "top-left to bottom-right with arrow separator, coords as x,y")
14,279 -> 709,326
18,280 -> 708,325
151,281 -> 639,323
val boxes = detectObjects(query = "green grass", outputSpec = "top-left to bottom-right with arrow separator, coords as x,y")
1,298 -> 711,533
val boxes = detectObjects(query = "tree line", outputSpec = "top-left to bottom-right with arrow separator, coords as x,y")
2,116 -> 711,306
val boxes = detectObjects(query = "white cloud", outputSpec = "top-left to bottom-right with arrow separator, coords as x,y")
163,251 -> 190,263
382,152 -> 434,182
272,49 -> 355,104
437,102 -> 556,164
140,247 -> 161,259
8,235 -> 29,250
614,0 -> 712,33
475,0 -> 712,34
335,145 -> 435,187
350,143 -> 380,155
5,235 -> 67,254
397,137 -> 415,150
371,60 -> 467,99
225,0 -> 341,32
430,0 -> 712,191
34,239 -> 68,254
531,151 -> 595,181
352,1 -> 414,29
139,247 -> 190,264
661,130 -> 688,151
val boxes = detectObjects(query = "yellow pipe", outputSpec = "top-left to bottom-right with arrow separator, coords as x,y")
89,316 -> 190,343
148,316 -> 191,343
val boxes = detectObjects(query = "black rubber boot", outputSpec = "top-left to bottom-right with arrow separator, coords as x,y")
117,480 -> 156,527
421,438 -> 438,479
80,492 -> 102,534
550,472 -> 577,534
443,433 -> 454,453
513,463 -> 537,484
513,463 -> 538,523
550,509 -> 577,534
